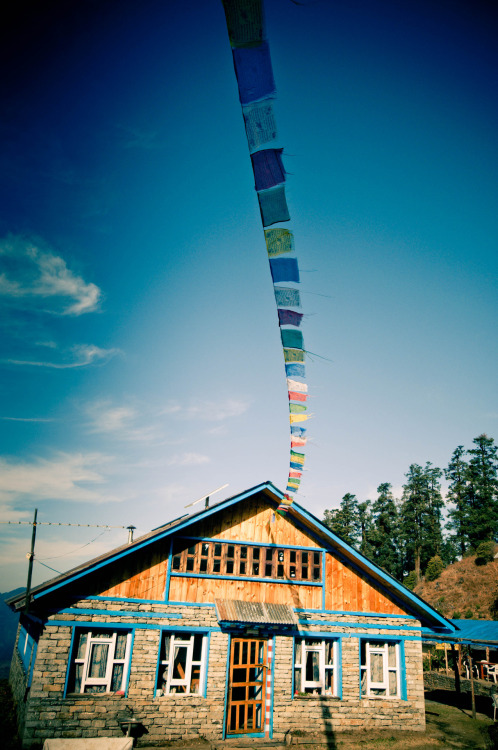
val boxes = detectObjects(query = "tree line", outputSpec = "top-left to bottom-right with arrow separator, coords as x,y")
322,434 -> 498,586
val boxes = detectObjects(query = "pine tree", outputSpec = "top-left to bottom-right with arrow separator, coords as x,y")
445,445 -> 470,556
370,483 -> 402,580
323,493 -> 360,547
466,434 -> 498,548
357,500 -> 375,558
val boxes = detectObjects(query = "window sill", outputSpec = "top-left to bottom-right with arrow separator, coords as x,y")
65,692 -> 127,699
293,694 -> 339,700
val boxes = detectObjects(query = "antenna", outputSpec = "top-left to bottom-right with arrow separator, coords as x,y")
184,483 -> 229,510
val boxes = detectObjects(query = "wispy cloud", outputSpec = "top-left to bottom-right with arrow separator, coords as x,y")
0,452 -> 122,507
0,235 -> 102,315
0,417 -> 55,422
85,400 -> 166,444
5,344 -> 121,369
166,453 -> 210,467
117,124 -> 164,150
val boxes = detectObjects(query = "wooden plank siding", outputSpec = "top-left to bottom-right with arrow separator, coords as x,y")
97,494 -> 406,616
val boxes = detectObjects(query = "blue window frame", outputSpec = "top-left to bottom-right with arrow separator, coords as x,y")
156,631 -> 209,696
293,637 -> 340,696
360,638 -> 406,699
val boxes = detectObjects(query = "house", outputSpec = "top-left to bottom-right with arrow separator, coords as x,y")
7,482 -> 457,747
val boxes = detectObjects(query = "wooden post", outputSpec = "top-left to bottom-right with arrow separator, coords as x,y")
24,509 -> 38,614
452,644 -> 461,698
444,644 -> 449,675
468,650 -> 476,720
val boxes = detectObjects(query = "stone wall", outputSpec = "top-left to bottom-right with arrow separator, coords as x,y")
12,601 -> 426,748
424,669 -> 496,698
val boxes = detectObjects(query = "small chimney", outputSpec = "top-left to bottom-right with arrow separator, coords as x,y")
127,525 -> 136,544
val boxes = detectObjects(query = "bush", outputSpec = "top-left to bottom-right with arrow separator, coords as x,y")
464,608 -> 474,619
475,540 -> 496,566
404,571 -> 418,590
425,554 -> 444,581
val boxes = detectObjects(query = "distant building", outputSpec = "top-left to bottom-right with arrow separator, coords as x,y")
7,482 -> 457,747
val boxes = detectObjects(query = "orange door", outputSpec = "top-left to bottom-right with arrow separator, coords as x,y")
227,637 -> 267,734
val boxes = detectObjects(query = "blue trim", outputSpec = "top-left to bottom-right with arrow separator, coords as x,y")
154,631 -> 163,697
269,635 -> 275,738
222,633 -> 232,740
399,639 -> 407,700
166,601 -> 215,608
292,637 -> 296,695
294,608 -> 417,621
157,625 -> 219,634
170,572 -> 322,586
298,619 -> 421,632
321,554 -> 326,611
292,501 -> 453,630
54,608 -> 182,619
298,628 -> 422,642
63,627 -> 78,697
203,632 -> 211,698
27,641 -> 37,688
337,637 -> 343,699
125,630 -> 135,697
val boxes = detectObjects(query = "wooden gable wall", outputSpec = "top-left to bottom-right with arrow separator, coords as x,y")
96,493 -> 406,616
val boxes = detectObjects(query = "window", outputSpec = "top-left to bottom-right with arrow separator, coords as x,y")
170,538 -> 322,582
360,641 -> 400,698
294,638 -> 337,696
67,629 -> 132,694
157,632 -> 208,695
17,623 -> 37,675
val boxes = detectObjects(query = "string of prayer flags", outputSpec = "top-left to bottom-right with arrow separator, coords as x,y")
222,0 -> 311,512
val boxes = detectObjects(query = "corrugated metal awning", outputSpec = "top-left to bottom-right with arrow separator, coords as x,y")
215,599 -> 298,626
423,619 -> 498,648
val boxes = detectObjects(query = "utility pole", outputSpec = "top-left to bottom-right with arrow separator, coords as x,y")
24,508 -> 37,614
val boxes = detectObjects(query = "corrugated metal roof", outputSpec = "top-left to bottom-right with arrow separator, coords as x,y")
423,620 -> 498,647
215,599 -> 298,626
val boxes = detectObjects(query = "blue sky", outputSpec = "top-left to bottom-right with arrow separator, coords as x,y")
0,0 -> 497,590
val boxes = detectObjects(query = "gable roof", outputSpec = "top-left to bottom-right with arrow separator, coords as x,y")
6,481 -> 455,631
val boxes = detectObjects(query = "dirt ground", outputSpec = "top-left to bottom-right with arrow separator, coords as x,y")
1,681 -> 496,749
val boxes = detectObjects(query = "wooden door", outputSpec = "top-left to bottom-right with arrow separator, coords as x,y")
227,637 -> 267,735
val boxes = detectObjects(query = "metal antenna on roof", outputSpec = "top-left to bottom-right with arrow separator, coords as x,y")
184,483 -> 229,510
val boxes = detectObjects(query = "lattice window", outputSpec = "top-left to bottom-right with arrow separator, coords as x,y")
67,629 -> 132,694
360,640 -> 400,698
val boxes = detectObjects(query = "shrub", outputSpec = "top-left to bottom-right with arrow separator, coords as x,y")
464,608 -> 474,619
404,571 -> 418,590
425,555 -> 444,581
475,540 -> 496,566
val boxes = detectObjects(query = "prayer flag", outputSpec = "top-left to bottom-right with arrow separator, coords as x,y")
274,286 -> 301,308
287,379 -> 307,393
289,470 -> 302,478
289,403 -> 307,414
269,257 -> 299,283
258,185 -> 290,226
278,309 -> 303,326
232,42 -> 276,105
291,437 -> 306,448
251,148 -> 285,190
264,228 -> 294,257
222,0 -> 264,48
290,413 -> 308,423
281,329 -> 303,350
291,426 -> 306,437
288,390 -> 307,402
243,100 -> 278,152
285,363 -> 305,378
283,348 -> 305,363
290,450 -> 305,464
290,461 -> 303,470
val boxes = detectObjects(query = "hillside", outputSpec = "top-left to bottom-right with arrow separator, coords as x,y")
414,554 -> 498,620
